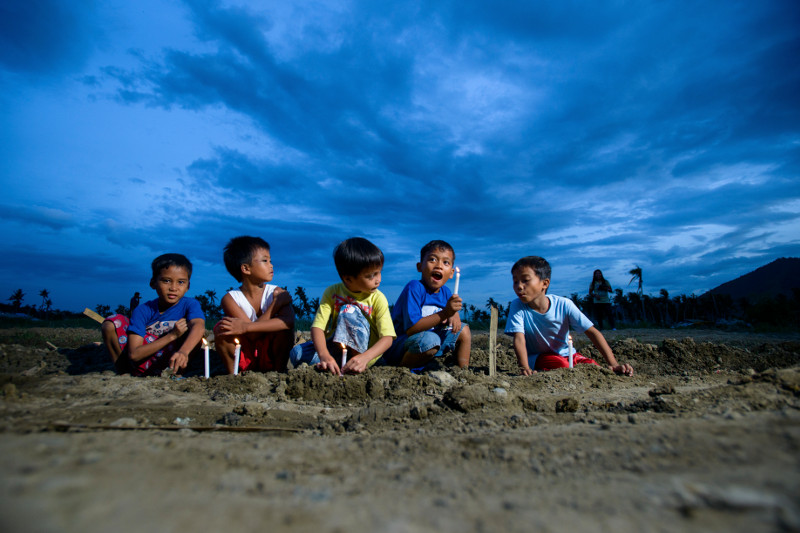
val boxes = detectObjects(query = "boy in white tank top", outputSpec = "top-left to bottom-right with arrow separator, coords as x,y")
214,236 -> 295,374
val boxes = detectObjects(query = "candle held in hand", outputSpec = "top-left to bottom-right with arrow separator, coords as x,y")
454,266 -> 461,295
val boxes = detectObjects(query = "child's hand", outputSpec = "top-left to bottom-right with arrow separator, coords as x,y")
316,354 -> 341,375
519,366 -> 536,376
610,363 -> 634,376
342,354 -> 370,375
171,319 -> 188,339
447,313 -> 463,333
444,295 -> 463,317
169,350 -> 189,372
217,317 -> 248,336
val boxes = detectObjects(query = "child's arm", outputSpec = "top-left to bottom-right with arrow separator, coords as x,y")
584,327 -> 634,376
311,326 -> 340,375
217,291 -> 294,338
406,295 -> 463,335
263,289 -> 295,328
342,335 -> 393,375
169,317 -> 205,372
127,319 -> 190,362
513,332 -> 535,376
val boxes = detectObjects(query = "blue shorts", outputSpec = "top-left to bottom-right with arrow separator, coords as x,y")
290,304 -> 371,366
383,327 -> 462,366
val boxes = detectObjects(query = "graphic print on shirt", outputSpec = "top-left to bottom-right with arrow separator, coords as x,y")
146,320 -> 177,339
421,304 -> 442,318
333,294 -> 373,316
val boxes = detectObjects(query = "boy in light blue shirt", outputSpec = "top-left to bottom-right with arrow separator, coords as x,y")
505,256 -> 633,376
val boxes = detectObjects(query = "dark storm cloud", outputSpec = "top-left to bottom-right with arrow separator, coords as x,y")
4,0 -> 797,310
2,204 -> 75,231
0,0 -> 98,76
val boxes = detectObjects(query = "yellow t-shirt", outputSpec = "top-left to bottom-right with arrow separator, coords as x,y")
311,282 -> 396,354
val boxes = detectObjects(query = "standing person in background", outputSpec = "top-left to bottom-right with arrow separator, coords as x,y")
588,269 -> 615,330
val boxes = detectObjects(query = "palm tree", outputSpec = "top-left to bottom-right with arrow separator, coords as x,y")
8,289 -> 24,311
294,286 -> 312,319
204,289 -> 217,307
628,265 -> 645,321
628,265 -> 643,293
39,289 -> 50,311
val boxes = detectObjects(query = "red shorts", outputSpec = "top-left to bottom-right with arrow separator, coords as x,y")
213,322 -> 283,373
534,352 -> 599,371
106,314 -> 178,377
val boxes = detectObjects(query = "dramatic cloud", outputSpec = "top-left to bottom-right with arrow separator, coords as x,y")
1,0 -> 798,312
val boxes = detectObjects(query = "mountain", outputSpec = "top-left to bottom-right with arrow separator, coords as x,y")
708,257 -> 800,302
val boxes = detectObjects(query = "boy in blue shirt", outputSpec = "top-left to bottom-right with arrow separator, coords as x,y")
101,253 -> 206,376
384,240 -> 471,369
505,256 -> 633,376
290,237 -> 396,375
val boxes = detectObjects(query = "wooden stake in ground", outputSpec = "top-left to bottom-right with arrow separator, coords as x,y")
489,304 -> 498,377
83,308 -> 105,324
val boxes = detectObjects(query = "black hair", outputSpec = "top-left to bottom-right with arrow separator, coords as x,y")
223,236 -> 271,282
151,253 -> 193,281
511,256 -> 551,284
333,237 -> 384,279
419,239 -> 455,262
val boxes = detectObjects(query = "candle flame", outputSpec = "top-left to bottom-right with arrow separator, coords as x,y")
234,338 -> 240,345
455,266 -> 460,274
202,338 -> 208,346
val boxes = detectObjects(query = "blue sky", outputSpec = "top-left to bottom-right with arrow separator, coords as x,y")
1,0 -> 799,313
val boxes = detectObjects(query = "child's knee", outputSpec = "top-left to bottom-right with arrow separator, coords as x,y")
101,320 -> 118,342
406,331 -> 440,354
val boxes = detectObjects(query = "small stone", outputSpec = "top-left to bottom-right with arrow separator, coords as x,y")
410,405 -> 428,420
109,417 -> 138,428
2,383 -> 18,400
555,397 -> 579,413
428,371 -> 457,388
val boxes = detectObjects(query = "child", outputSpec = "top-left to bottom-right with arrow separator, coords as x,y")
505,256 -> 633,376
101,253 -> 206,376
588,269 -> 615,330
214,236 -> 295,374
290,237 -> 395,375
384,240 -> 471,368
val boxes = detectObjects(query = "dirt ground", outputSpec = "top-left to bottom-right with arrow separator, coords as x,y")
1,327 -> 799,532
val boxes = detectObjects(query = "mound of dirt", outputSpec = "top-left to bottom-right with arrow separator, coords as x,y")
1,328 -> 799,532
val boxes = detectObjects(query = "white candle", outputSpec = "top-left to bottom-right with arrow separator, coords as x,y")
203,338 -> 210,379
453,266 -> 460,295
340,343 -> 347,376
567,334 -> 574,369
233,338 -> 241,375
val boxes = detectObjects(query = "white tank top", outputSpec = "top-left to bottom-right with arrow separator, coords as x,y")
227,284 -> 278,321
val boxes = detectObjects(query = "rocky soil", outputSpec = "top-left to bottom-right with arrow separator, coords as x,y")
1,327 -> 799,532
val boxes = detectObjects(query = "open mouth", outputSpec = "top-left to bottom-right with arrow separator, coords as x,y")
431,271 -> 443,282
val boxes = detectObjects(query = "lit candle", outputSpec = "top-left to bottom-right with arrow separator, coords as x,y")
233,338 -> 241,375
567,334 -> 574,369
203,338 -> 210,379
340,342 -> 348,376
453,266 -> 460,295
